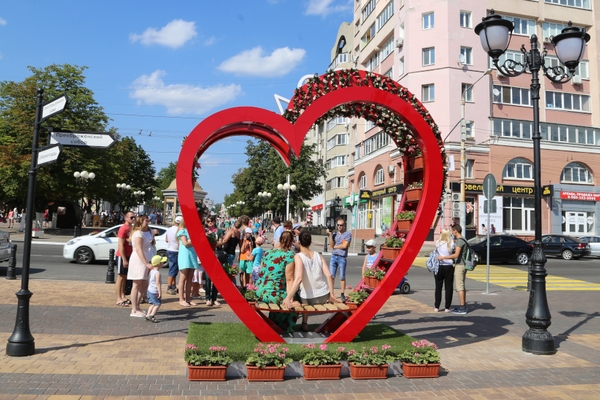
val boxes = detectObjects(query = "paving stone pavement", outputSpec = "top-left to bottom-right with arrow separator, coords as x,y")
1,273 -> 600,399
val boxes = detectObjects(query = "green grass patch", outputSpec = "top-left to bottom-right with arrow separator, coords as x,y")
186,322 -> 416,361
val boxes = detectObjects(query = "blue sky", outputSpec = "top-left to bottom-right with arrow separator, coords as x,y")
0,0 -> 353,203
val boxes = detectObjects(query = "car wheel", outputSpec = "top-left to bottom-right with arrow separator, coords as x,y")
157,249 -> 167,258
561,249 -> 573,260
517,252 -> 529,265
75,247 -> 94,264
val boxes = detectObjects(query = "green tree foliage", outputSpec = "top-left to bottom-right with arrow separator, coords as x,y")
0,64 -> 156,211
156,162 -> 177,191
226,140 -> 326,218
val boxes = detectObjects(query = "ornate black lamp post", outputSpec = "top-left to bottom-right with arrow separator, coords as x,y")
475,10 -> 590,355
74,171 -> 95,237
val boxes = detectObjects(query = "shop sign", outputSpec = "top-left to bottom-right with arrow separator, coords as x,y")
371,184 -> 404,200
542,185 -> 553,197
344,193 -> 365,206
451,182 -> 535,195
359,189 -> 372,200
311,204 -> 323,211
560,191 -> 600,201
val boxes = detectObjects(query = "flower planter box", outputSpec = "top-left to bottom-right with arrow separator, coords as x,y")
381,246 -> 401,260
246,365 -> 286,381
405,188 -> 422,202
408,155 -> 423,170
349,363 -> 388,379
345,301 -> 360,309
395,219 -> 412,231
401,362 -> 440,378
302,364 -> 342,380
364,276 -> 380,289
187,364 -> 227,381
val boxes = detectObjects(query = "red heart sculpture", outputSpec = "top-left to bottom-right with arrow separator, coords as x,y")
177,72 -> 444,343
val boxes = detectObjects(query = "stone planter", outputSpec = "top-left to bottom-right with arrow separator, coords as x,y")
187,364 -> 228,381
349,363 -> 388,379
302,364 -> 342,380
401,362 -> 440,378
246,365 -> 286,381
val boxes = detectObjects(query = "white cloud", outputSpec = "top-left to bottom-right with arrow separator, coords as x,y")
130,70 -> 242,115
203,36 -> 216,46
0,17 -> 7,25
130,19 -> 197,49
217,46 -> 305,77
305,0 -> 350,17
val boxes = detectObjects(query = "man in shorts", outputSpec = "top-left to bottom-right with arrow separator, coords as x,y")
439,223 -> 468,314
115,211 -> 134,306
328,218 -> 352,303
165,216 -> 181,295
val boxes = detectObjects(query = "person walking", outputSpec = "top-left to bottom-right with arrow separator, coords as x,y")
438,224 -> 468,315
146,255 -> 165,323
7,209 -> 14,229
434,229 -> 455,312
127,215 -> 155,317
328,218 -> 352,303
165,216 -> 181,295
115,211 -> 134,307
217,219 -> 240,265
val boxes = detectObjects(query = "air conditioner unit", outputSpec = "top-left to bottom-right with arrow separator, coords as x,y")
396,38 -> 404,48
451,193 -> 461,202
452,202 -> 461,210
572,75 -> 582,85
387,165 -> 395,174
543,37 -> 552,44
452,210 -> 461,218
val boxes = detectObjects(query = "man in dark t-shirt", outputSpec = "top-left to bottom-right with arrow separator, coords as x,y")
115,211 -> 134,306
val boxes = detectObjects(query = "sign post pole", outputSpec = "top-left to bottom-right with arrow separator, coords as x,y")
482,173 -> 497,295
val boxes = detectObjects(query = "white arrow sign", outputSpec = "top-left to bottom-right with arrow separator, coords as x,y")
49,131 -> 115,148
37,144 -> 62,167
41,95 -> 68,121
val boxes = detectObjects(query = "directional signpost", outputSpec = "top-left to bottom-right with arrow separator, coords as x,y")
41,94 -> 68,122
49,130 -> 115,148
482,173 -> 497,294
37,144 -> 62,167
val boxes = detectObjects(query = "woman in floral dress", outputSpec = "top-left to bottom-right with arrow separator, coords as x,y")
255,231 -> 297,332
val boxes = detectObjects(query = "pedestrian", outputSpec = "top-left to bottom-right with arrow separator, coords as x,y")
361,239 -> 378,277
115,211 -> 134,307
250,236 -> 265,283
438,223 -> 468,315
272,216 -> 283,248
217,219 -> 241,266
165,216 -> 181,295
176,218 -> 199,307
146,255 -> 165,323
7,208 -> 14,228
481,224 -> 488,236
328,218 -> 352,303
491,224 -> 496,234
239,228 -> 255,288
43,208 -> 49,228
127,215 -> 155,317
434,229 -> 455,313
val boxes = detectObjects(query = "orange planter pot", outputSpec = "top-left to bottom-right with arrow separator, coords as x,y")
395,219 -> 412,231
381,246 -> 401,260
401,362 -> 440,378
349,363 -> 388,379
364,276 -> 380,289
408,155 -> 423,170
302,364 -> 342,380
187,364 -> 228,381
246,365 -> 286,381
405,188 -> 422,202
345,301 -> 360,309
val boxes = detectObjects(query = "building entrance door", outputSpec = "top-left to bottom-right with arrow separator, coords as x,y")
564,212 -> 587,235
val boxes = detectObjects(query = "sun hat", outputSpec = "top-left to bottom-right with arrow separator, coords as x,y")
365,239 -> 377,247
151,255 -> 168,266
255,236 -> 264,245
244,227 -> 253,234
175,216 -> 182,224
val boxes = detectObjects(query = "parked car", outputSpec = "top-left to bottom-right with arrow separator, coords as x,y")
578,236 -> 600,257
63,224 -> 168,264
467,234 -> 533,265
0,230 -> 11,263
536,234 -> 591,260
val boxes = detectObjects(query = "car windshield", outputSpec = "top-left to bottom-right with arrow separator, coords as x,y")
468,236 -> 486,245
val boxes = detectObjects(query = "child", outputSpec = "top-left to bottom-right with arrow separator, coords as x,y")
361,239 -> 379,277
250,236 -> 265,283
239,228 -> 255,288
146,255 -> 165,323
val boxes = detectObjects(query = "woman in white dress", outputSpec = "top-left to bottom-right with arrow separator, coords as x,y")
127,215 -> 155,317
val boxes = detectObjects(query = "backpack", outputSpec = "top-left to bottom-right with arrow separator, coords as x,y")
426,248 -> 439,274
457,238 -> 478,271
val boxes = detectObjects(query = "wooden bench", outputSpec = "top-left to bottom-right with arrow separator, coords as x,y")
253,301 -> 356,335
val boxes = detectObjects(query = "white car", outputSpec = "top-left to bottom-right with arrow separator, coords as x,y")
579,236 -> 600,257
63,224 -> 168,264
0,230 -> 11,263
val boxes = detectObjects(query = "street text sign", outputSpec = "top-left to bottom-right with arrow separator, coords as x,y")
49,131 -> 115,148
37,144 -> 62,167
483,173 -> 497,200
41,95 -> 68,122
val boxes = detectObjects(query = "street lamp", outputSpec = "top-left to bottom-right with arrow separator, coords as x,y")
258,191 -> 272,220
74,171 -> 95,236
459,68 -> 492,235
475,10 -> 590,355
277,174 -> 296,220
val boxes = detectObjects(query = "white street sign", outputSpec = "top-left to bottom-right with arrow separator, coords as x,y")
41,95 -> 68,121
49,131 -> 115,148
37,144 -> 62,167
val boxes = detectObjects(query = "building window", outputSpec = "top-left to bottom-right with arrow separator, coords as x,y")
376,0 -> 394,31
383,67 -> 393,78
329,155 -> 346,168
542,21 -> 584,39
363,130 -> 390,155
359,173 -> 367,189
561,162 -> 593,184
422,47 -> 435,66
327,133 -> 347,150
422,84 -> 435,102
361,0 -> 376,21
545,0 -> 591,10
503,157 -> 533,180
500,15 -> 536,36
366,52 -> 379,71
399,57 -> 404,76
365,120 -> 375,132
460,46 -> 473,65
465,120 -> 474,139
546,91 -> 590,112
545,56 -> 589,79
461,83 -> 473,102
380,36 -> 394,60
503,196 -> 535,233
493,85 -> 531,106
375,166 -> 385,185
422,12 -> 434,30
460,11 -> 472,28
466,159 -> 474,178
493,119 -> 532,139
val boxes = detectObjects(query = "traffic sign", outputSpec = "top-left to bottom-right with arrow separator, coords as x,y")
483,173 -> 497,200
41,95 -> 68,122
37,144 -> 62,167
49,131 -> 115,148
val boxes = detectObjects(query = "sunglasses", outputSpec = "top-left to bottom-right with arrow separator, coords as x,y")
337,224 -> 345,226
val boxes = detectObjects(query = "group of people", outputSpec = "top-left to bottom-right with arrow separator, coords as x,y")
1,207 -> 23,228
434,224 -> 469,315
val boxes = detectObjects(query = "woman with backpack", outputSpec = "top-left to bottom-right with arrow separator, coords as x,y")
434,229 -> 455,312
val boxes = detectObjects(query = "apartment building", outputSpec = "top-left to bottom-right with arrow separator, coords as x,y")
308,0 -> 599,240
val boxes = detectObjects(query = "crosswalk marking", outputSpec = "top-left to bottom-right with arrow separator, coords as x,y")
413,257 -> 600,291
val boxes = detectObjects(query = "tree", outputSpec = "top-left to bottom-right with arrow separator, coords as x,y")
225,140 -> 326,219
156,162 -> 177,192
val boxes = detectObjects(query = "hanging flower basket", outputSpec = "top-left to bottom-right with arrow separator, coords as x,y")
349,363 -> 389,380
401,362 -> 440,378
408,155 -> 424,170
395,219 -> 412,231
246,365 -> 286,381
302,364 -> 342,380
381,246 -> 401,260
187,364 -> 227,381
405,188 -> 422,202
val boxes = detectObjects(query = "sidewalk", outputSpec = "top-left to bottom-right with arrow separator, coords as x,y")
1,267 -> 600,397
